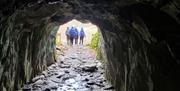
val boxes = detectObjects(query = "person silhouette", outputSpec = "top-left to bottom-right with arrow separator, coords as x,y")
65,27 -> 70,45
79,27 -> 85,45
74,27 -> 79,45
69,26 -> 74,45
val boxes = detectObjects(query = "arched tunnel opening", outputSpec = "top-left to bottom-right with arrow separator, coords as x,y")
56,19 -> 100,46
1,0 -> 180,91
38,18 -> 109,91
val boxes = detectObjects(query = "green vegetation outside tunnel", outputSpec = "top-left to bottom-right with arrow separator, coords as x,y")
88,30 -> 102,60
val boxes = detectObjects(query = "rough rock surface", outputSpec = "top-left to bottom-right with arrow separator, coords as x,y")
0,0 -> 180,91
23,46 -> 113,91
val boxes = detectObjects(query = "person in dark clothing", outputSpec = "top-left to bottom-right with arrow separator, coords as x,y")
74,27 -> 79,45
79,27 -> 85,45
69,27 -> 74,45
65,27 -> 70,45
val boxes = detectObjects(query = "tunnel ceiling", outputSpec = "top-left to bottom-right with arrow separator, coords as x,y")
1,0 -> 179,59
1,0 -> 180,91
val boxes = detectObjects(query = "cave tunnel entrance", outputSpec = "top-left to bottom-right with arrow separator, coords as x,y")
23,18 -> 113,91
1,1 -> 180,91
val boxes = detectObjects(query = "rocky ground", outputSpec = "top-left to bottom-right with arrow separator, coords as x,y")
23,45 -> 113,91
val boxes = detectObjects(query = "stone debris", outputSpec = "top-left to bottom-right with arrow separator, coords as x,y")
81,64 -> 98,72
23,46 -> 112,91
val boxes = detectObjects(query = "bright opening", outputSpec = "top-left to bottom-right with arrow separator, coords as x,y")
56,19 -> 99,48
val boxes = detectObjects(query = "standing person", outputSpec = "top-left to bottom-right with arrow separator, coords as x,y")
74,27 -> 79,45
65,27 -> 70,45
79,27 -> 85,45
69,26 -> 74,45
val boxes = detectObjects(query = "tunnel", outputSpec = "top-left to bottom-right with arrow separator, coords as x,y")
0,0 -> 180,91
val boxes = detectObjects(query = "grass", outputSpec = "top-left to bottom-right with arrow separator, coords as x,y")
88,31 -> 102,60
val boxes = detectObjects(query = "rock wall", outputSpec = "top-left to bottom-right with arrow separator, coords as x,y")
100,17 -> 180,91
99,1 -> 180,91
0,0 -> 180,91
0,8 -> 58,90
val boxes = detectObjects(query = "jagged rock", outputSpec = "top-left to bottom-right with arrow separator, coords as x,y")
64,70 -> 70,73
56,74 -> 65,79
103,86 -> 114,90
23,84 -> 31,91
42,71 -> 48,77
87,81 -> 95,85
81,64 -> 98,72
95,83 -> 105,87
89,74 -> 93,77
50,76 -> 62,83
65,78 -> 76,84
32,75 -> 45,82
84,78 -> 89,81
62,75 -> 76,81
33,79 -> 45,85
48,82 -> 58,89
44,88 -> 51,91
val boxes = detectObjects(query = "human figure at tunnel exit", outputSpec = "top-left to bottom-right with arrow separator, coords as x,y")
79,27 -> 85,45
65,27 -> 70,45
69,27 -> 74,45
69,26 -> 78,45
74,27 -> 79,45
